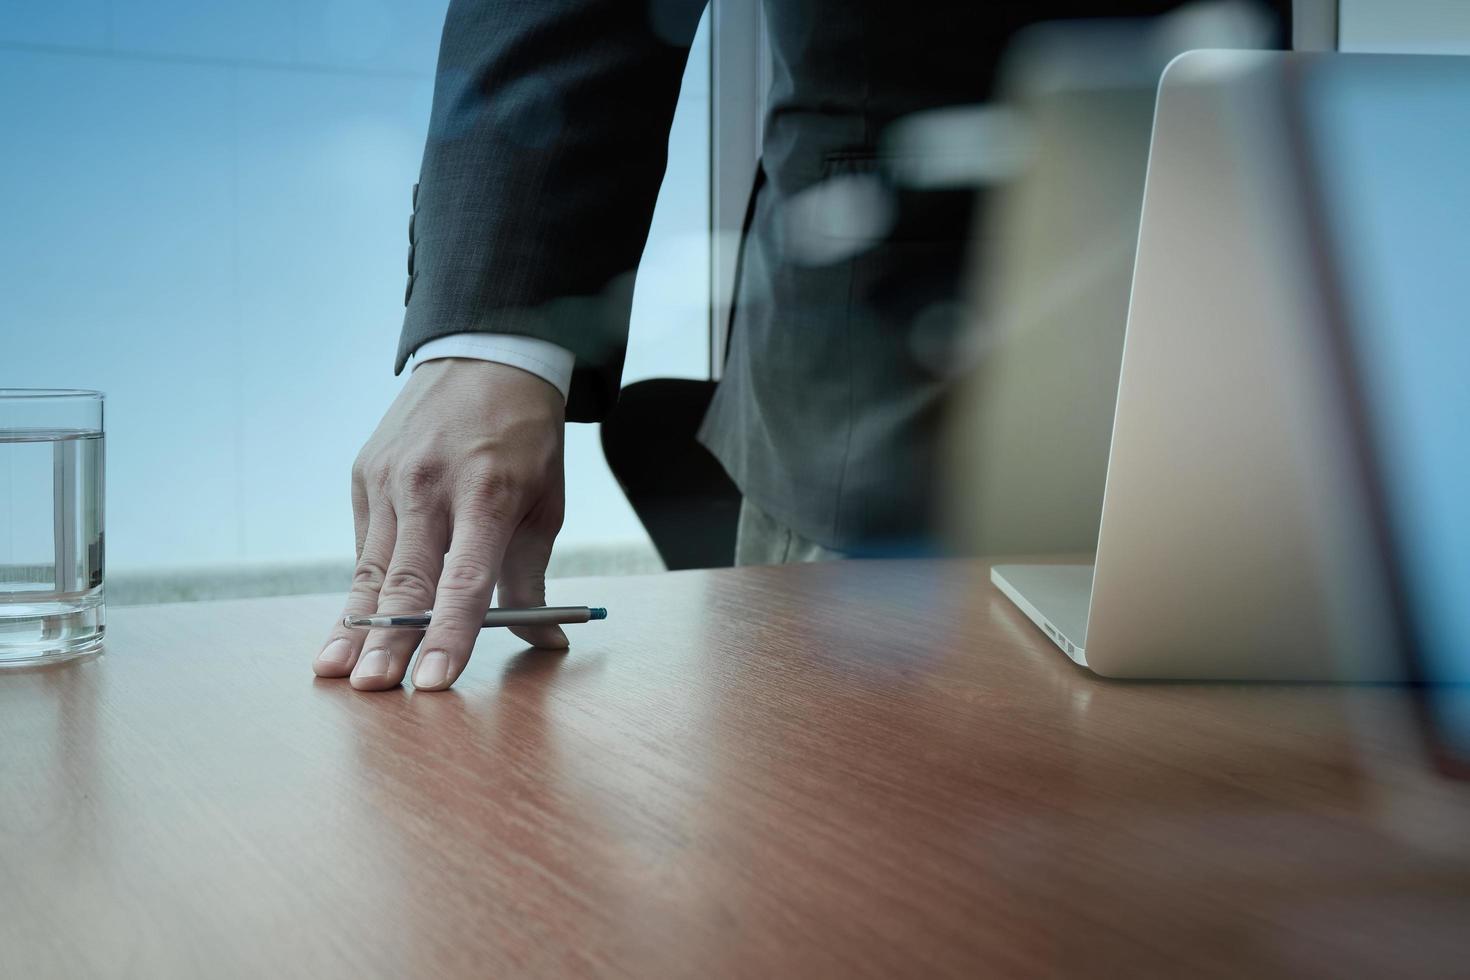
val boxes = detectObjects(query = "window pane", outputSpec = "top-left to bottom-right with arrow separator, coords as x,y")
1,3 -> 710,589
625,12 -> 711,384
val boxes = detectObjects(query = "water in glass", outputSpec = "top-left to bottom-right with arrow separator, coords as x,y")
0,427 -> 105,664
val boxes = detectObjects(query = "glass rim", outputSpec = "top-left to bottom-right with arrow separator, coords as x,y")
0,388 -> 105,400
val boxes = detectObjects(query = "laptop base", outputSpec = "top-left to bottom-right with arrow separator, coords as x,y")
990,564 -> 1093,667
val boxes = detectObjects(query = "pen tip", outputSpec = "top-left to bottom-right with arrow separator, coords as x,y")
590,607 -> 608,621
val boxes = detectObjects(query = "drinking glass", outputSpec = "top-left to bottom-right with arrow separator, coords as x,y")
0,390 -> 106,665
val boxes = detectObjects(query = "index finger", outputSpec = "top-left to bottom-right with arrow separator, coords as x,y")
408,514 -> 511,691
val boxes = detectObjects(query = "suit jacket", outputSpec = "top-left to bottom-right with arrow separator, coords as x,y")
399,0 -> 1291,552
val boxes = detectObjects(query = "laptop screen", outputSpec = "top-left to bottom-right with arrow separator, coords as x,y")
1303,59 -> 1470,766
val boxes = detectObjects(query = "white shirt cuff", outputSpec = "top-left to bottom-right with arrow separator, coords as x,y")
411,333 -> 575,401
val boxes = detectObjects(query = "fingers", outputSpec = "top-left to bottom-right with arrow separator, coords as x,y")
350,508 -> 450,691
315,506 -> 397,678
498,524 -> 568,652
408,513 -> 510,692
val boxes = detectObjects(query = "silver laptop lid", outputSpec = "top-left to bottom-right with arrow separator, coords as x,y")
942,12 -> 1279,558
1082,51 -> 1401,680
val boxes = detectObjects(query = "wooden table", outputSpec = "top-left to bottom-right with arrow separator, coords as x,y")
3,560 -> 1468,978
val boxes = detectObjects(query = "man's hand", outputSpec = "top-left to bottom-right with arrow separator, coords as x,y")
314,358 -> 567,692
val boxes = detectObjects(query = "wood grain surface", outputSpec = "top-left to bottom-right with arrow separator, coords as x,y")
2,559 -> 1468,979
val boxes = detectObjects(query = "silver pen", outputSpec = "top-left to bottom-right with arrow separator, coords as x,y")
344,606 -> 607,630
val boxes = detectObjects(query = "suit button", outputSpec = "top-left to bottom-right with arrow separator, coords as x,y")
408,211 -> 415,244
404,273 -> 415,307
412,182 -> 419,208
407,243 -> 415,276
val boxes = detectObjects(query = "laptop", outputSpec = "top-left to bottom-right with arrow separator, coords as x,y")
992,50 -> 1470,682
945,10 -> 1278,558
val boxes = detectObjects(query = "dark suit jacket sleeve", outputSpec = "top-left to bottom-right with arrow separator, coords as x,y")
397,0 -> 708,421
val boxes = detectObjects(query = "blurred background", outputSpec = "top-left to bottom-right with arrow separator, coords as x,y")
1,1 -> 711,600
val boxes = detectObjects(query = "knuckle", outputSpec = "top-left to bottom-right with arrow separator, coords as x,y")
396,454 -> 446,497
462,460 -> 523,502
367,462 -> 393,496
351,560 -> 388,593
460,486 -> 526,532
381,564 -> 437,599
437,559 -> 493,595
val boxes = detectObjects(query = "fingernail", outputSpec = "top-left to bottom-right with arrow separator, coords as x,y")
317,639 -> 351,666
414,650 -> 449,689
355,648 -> 391,679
